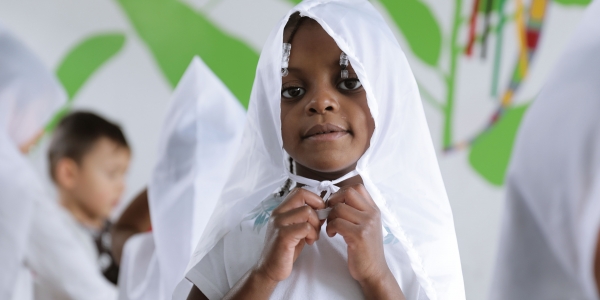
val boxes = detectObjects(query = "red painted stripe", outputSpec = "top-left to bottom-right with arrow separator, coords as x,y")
466,0 -> 480,56
526,30 -> 540,49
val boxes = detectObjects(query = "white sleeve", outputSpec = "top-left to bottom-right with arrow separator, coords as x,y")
185,238 -> 229,300
26,197 -> 117,300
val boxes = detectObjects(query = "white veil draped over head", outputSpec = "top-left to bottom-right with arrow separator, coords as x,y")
185,1 -> 464,299
0,24 -> 65,299
0,25 -> 65,146
489,1 -> 600,299
149,56 -> 246,299
118,57 -> 245,300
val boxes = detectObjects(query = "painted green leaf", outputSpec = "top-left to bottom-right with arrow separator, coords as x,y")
46,33 -> 126,131
468,104 -> 529,186
57,33 -> 126,99
554,0 -> 591,5
379,0 -> 442,66
478,0 -> 504,13
287,0 -> 302,4
116,0 -> 259,108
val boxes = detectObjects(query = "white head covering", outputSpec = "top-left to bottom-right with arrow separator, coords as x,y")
0,24 -> 66,299
489,1 -> 600,299
185,1 -> 464,299
118,233 -> 159,300
0,25 -> 65,146
118,56 -> 245,300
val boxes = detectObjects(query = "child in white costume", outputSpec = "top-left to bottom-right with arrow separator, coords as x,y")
183,1 -> 464,299
489,0 -> 600,299
0,25 -> 116,300
117,57 -> 245,300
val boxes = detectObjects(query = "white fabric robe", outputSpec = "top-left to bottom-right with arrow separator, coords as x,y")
489,1 -> 600,299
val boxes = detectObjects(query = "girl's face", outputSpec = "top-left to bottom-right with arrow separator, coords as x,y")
280,20 -> 375,180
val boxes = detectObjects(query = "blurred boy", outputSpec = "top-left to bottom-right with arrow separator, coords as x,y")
48,111 -> 131,285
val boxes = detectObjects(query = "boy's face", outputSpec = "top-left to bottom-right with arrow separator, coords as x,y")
64,137 -> 130,222
280,20 -> 375,179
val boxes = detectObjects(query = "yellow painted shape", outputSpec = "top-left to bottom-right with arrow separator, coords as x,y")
532,0 -> 547,20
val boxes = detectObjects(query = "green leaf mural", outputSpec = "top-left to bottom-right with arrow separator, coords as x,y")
57,33 -> 126,99
116,0 -> 259,108
478,0 -> 503,13
47,33 -> 126,131
468,104 -> 530,186
379,0 -> 442,66
554,0 -> 592,5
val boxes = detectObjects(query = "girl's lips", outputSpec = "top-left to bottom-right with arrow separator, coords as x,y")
303,123 -> 349,140
305,131 -> 349,141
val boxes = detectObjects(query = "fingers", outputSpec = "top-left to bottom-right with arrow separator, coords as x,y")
328,184 -> 375,212
280,222 -> 320,245
348,184 -> 376,207
274,205 -> 321,232
326,184 -> 382,243
326,216 -> 383,247
325,218 -> 357,238
327,202 -> 364,225
274,188 -> 326,215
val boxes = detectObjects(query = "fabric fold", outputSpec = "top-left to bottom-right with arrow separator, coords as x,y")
118,56 -> 245,300
489,1 -> 600,299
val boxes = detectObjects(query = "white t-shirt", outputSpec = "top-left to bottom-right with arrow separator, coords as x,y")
58,207 -> 99,263
187,194 -> 427,300
12,197 -> 117,300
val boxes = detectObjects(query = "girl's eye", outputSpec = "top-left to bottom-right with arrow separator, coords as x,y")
338,79 -> 362,91
281,87 -> 306,99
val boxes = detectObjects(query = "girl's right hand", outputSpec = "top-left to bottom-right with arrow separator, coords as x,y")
255,188 -> 325,282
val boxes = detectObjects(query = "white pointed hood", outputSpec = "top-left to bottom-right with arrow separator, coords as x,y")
490,1 -> 600,299
0,24 -> 66,299
185,1 -> 464,299
119,56 -> 245,300
0,24 -> 65,145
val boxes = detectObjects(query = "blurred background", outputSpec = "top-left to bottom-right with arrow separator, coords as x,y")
0,0 -> 591,298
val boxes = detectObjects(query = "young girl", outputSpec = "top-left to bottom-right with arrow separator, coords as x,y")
184,1 -> 464,299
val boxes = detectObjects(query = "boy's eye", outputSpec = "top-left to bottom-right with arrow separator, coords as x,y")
337,79 -> 362,91
282,87 -> 306,99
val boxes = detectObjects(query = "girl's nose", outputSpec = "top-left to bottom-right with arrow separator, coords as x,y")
305,87 -> 339,115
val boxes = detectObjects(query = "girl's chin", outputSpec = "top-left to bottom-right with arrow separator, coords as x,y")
300,160 -> 358,176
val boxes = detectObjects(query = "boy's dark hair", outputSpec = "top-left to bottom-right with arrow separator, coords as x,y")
48,111 -> 129,182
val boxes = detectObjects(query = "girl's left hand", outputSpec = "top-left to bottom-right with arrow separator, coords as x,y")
325,184 -> 391,284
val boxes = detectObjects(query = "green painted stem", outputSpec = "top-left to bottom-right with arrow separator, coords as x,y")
443,0 -> 463,148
